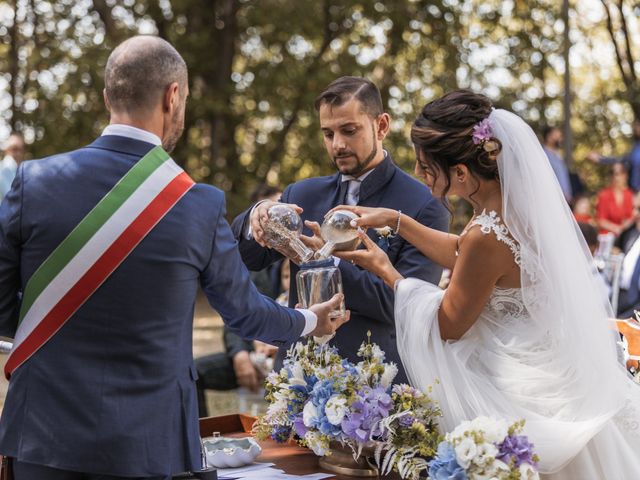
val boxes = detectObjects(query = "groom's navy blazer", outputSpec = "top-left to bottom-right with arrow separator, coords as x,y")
232,154 -> 449,383
0,135 -> 307,477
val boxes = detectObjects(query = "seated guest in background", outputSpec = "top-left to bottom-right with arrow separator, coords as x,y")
573,194 -> 594,224
596,162 -> 635,236
195,258 -> 290,417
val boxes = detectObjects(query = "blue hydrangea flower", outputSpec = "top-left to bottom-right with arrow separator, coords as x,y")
271,425 -> 292,443
427,442 -> 468,480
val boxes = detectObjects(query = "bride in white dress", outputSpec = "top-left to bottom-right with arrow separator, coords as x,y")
334,90 -> 640,478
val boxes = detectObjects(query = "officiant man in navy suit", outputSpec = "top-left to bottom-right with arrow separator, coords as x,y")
232,77 -> 449,383
0,36 -> 347,480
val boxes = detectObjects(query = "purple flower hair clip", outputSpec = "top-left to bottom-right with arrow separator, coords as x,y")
472,118 -> 493,145
472,117 -> 500,156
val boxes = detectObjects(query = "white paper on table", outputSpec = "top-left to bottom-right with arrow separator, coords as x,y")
231,467 -> 284,478
216,462 -> 275,478
282,474 -> 335,479
236,474 -> 334,480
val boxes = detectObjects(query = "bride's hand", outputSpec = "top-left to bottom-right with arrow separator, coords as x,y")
327,205 -> 398,230
335,231 -> 403,288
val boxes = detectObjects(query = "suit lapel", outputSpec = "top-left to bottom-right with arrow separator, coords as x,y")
358,153 -> 396,204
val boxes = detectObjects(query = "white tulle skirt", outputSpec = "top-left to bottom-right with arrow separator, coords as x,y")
394,277 -> 640,479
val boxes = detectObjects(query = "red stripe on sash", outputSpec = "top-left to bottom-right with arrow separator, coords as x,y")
5,172 -> 194,379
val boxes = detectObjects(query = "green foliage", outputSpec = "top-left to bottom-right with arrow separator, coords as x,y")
1,0 -> 638,220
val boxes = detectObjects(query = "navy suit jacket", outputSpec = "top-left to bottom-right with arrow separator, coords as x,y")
231,154 -> 449,383
0,135 -> 306,477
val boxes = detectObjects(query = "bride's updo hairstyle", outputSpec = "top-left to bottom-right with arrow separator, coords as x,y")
411,90 -> 502,198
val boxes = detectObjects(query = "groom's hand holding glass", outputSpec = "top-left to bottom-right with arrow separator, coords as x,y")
328,205 -> 405,288
250,200 -> 299,247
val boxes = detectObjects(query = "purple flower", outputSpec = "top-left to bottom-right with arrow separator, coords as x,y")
497,434 -> 538,468
428,442 -> 468,480
341,386 -> 392,443
472,118 -> 493,145
293,414 -> 308,438
399,413 -> 416,427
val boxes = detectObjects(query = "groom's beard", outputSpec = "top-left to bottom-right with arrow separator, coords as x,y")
332,124 -> 378,176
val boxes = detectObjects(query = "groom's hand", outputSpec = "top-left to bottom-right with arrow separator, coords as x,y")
300,220 -> 326,252
250,200 -> 303,247
307,294 -> 350,337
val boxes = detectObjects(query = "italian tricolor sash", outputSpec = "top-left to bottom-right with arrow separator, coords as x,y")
4,145 -> 194,379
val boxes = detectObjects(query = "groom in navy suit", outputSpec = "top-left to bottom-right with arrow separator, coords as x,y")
0,36 -> 347,480
232,77 -> 449,383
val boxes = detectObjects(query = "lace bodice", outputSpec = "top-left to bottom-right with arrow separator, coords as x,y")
485,286 -> 527,321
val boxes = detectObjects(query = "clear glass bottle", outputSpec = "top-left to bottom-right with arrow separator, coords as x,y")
296,258 -> 346,320
316,210 -> 361,259
261,204 -> 314,264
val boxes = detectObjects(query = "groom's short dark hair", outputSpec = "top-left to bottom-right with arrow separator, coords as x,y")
105,36 -> 188,114
315,77 -> 383,118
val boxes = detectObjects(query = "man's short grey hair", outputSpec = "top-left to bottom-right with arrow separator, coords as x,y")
105,35 -> 188,113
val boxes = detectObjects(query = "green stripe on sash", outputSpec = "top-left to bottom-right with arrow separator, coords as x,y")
18,146 -> 170,324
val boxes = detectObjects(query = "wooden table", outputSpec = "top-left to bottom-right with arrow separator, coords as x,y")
200,414 -> 400,479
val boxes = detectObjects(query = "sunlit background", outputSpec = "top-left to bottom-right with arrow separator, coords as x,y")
1,0 -> 638,216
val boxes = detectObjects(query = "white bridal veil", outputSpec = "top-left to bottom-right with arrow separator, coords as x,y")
395,109 -> 637,475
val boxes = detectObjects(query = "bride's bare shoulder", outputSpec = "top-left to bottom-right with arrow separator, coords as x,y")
458,223 -> 518,267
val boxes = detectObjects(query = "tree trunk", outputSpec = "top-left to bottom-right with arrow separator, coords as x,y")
208,0 -> 240,186
8,0 -> 19,131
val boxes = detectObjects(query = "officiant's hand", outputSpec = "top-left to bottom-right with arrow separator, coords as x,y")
250,200 -> 303,247
327,205 -> 398,230
335,231 -> 404,288
307,293 -> 350,337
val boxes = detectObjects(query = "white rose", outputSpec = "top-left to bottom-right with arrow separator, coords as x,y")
305,431 -> 328,456
448,420 -> 472,441
303,402 -> 318,427
474,442 -> 498,467
454,436 -> 477,469
519,463 -> 539,480
480,459 -> 510,479
380,363 -> 398,388
471,416 -> 508,444
324,395 -> 348,426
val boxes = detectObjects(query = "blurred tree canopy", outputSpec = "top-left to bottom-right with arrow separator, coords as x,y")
1,0 -> 638,218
